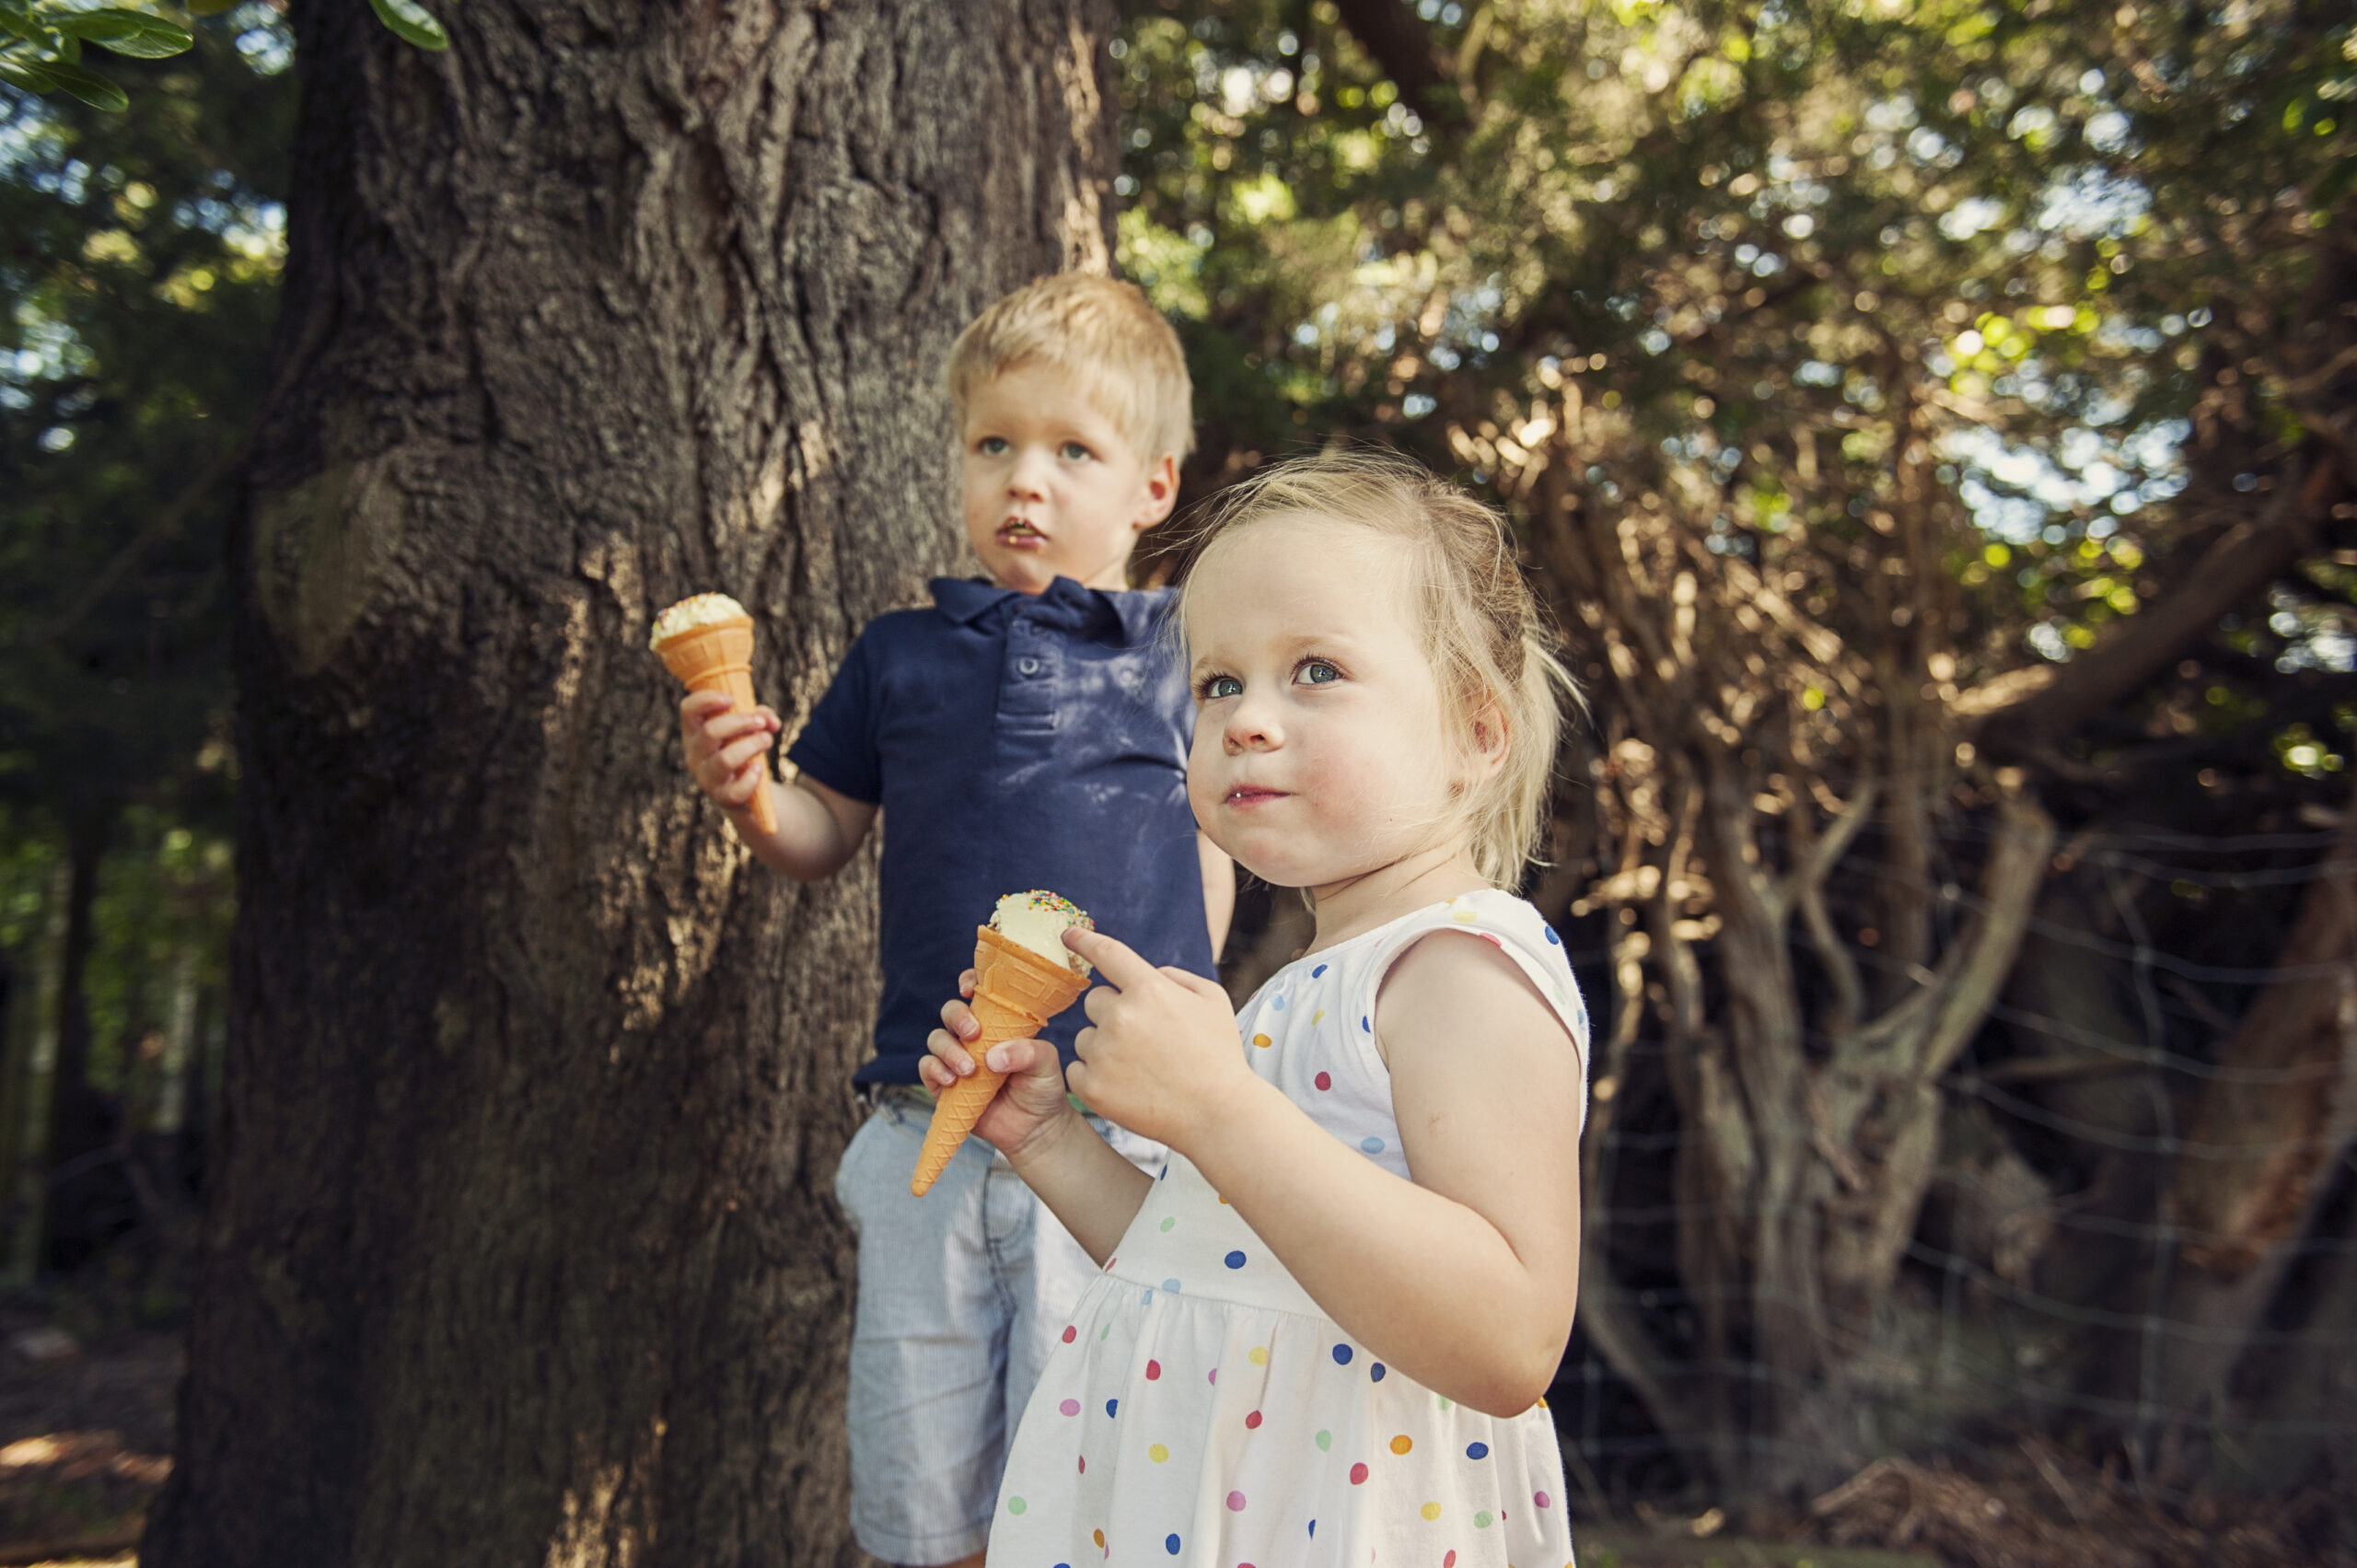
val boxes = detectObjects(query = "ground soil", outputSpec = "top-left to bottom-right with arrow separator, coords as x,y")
0,1300 -> 2342,1568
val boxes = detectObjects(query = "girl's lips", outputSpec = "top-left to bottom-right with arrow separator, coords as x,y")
1225,786 -> 1286,807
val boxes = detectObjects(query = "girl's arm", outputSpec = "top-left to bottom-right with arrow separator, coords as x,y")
1064,928 -> 1583,1418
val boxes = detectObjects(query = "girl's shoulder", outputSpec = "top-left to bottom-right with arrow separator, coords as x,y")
1248,890 -> 1588,1049
1367,889 -> 1588,1047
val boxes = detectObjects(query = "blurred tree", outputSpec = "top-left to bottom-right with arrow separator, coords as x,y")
0,4 -> 286,1269
1115,0 -> 2354,1502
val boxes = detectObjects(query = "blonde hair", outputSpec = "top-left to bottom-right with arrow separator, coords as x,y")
946,274 -> 1196,465
1179,450 -> 1580,889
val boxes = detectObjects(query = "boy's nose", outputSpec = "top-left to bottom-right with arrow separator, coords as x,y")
1005,447 -> 1052,498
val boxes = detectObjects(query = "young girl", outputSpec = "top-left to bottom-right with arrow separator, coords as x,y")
922,451 -> 1590,1568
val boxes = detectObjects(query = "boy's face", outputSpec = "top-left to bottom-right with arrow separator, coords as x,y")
960,361 -> 1178,594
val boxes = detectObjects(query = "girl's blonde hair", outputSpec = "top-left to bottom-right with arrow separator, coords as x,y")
1178,449 -> 1581,889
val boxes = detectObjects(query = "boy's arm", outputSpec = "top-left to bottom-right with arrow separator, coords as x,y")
734,772 -> 876,881
1198,833 -> 1236,962
680,690 -> 876,880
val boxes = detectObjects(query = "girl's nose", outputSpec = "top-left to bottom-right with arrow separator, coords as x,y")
1224,695 -> 1280,752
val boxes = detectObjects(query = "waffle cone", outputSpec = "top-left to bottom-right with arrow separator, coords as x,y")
655,615 -> 779,835
910,925 -> 1092,1195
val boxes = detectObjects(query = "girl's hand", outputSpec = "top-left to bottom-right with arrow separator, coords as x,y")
679,689 -> 779,814
1062,928 -> 1253,1152
920,968 -> 1078,1161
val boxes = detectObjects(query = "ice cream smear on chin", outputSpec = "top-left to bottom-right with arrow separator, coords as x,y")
991,890 -> 1095,976
648,592 -> 749,649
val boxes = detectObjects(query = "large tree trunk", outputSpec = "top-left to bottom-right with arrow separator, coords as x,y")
145,5 -> 1116,1565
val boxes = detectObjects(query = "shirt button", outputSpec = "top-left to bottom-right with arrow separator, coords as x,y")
1017,656 -> 1041,677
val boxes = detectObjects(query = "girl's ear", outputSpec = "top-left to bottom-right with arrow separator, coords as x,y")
1468,695 -> 1512,780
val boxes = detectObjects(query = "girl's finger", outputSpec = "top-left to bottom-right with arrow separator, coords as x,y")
1063,927 -> 1160,992
925,1027 -> 975,1077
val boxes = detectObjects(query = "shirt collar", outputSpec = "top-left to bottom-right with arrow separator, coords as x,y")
929,575 -> 1167,646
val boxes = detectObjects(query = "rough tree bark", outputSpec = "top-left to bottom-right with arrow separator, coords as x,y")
144,4 -> 1117,1564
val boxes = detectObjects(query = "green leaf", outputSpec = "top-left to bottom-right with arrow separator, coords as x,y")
0,52 -> 60,94
30,52 -> 127,109
368,0 -> 449,52
48,8 -> 191,59
185,0 -> 240,12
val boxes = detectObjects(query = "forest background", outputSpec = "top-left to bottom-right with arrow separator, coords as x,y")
1,1 -> 2353,1564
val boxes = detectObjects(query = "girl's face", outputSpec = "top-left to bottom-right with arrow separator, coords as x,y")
1184,515 -> 1465,893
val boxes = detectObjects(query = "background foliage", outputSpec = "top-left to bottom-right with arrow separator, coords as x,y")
1,0 -> 2352,1544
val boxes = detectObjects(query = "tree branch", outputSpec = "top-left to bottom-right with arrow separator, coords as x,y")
1329,0 -> 1456,124
1969,458 -> 2338,752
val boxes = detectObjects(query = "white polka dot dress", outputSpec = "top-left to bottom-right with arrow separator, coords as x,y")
991,890 -> 1590,1567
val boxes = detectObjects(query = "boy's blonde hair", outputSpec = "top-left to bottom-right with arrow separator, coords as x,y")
1180,450 -> 1580,889
947,273 -> 1196,466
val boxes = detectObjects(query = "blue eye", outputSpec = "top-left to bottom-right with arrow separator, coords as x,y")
1201,674 -> 1242,700
1061,440 -> 1094,461
977,436 -> 1008,456
1297,659 -> 1340,685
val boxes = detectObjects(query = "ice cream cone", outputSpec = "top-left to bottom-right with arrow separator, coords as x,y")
654,613 -> 779,835
910,924 -> 1092,1195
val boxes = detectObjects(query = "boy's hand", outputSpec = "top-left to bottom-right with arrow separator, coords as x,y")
921,968 -> 1079,1161
1062,928 -> 1255,1153
679,689 -> 781,816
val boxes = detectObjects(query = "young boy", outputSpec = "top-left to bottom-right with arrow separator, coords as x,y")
676,273 -> 1232,1568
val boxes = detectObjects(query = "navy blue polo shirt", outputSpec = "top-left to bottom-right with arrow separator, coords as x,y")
786,575 -> 1213,1086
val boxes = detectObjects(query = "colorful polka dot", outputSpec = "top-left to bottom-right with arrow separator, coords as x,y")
1311,1008 -> 1327,1024
1475,1511 -> 1494,1528
1225,1249 -> 1248,1269
1225,1491 -> 1247,1511
1308,1520 -> 1318,1538
1445,1551 -> 1457,1566
1246,1410 -> 1263,1429
1077,1456 -> 1086,1472
1251,1032 -> 1272,1048
1370,1362 -> 1387,1381
1361,1136 -> 1386,1154
1453,909 -> 1479,923
1165,1533 -> 1180,1555
1162,1278 -> 1181,1294
1436,1396 -> 1453,1411
1349,1462 -> 1369,1485
1160,1216 -> 1176,1231
1466,1441 -> 1489,1459
1149,1443 -> 1169,1462
1391,1434 -> 1413,1455
1332,1344 -> 1353,1365
1208,1368 -> 1217,1385
1101,1322 -> 1112,1341
1534,1491 -> 1551,1508
1061,1325 -> 1076,1342
1479,932 -> 1504,948
1094,1529 -> 1105,1548
1311,964 -> 1328,978
1006,1496 -> 1027,1515
1248,1346 -> 1269,1365
1059,1398 -> 1080,1416
1146,1360 -> 1162,1380
1422,1502 -> 1443,1520
1361,1016 -> 1371,1031
1271,993 -> 1287,1010
1314,1071 -> 1332,1090
1544,924 -> 1562,945
1314,1429 -> 1330,1450
1107,1399 -> 1119,1417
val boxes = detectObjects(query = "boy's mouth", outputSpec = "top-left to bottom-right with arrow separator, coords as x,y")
1000,518 -> 1047,542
